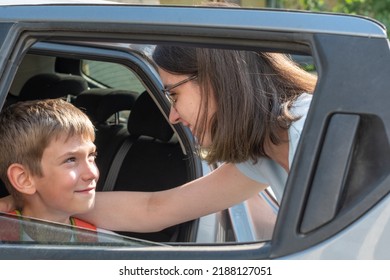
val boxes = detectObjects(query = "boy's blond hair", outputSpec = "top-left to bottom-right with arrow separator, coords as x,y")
0,98 -> 95,206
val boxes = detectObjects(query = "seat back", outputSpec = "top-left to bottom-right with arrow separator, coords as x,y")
93,90 -> 189,193
111,92 -> 189,192
73,88 -> 138,191
18,73 -> 88,102
74,88 -> 138,125
98,92 -> 190,242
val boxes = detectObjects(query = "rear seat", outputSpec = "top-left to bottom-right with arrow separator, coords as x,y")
75,88 -> 190,192
73,88 -> 137,125
84,90 -> 190,242
110,91 -> 189,193
18,73 -> 88,102
74,88 -> 138,191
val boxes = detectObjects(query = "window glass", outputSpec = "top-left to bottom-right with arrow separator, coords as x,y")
81,60 -> 146,93
0,213 -> 163,247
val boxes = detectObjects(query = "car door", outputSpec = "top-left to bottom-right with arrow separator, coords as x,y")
0,3 -> 389,260
272,30 -> 390,259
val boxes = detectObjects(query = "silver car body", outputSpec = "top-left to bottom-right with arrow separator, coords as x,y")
0,0 -> 389,260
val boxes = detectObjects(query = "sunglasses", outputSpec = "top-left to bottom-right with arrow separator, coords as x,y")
162,74 -> 197,106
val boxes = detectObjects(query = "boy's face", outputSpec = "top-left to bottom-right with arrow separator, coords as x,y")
28,133 -> 99,223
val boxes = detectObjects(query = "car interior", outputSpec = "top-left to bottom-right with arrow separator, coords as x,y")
0,43 -> 197,243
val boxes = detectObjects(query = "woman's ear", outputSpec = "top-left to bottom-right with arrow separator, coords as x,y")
7,163 -> 36,195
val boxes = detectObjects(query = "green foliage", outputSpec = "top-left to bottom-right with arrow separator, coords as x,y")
276,0 -> 326,10
332,0 -> 390,37
280,0 -> 390,37
298,0 -> 326,10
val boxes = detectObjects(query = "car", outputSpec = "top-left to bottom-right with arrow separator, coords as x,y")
0,0 -> 389,261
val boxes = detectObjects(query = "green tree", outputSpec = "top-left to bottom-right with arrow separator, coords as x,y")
332,0 -> 390,36
276,0 -> 327,10
278,0 -> 389,37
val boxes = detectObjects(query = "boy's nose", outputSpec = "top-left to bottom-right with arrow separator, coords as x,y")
83,161 -> 99,182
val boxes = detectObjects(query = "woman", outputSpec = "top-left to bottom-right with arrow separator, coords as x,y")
0,46 -> 317,233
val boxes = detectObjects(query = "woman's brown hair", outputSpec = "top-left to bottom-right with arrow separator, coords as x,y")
153,46 -> 317,164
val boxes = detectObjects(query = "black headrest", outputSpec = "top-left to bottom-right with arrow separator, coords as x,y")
127,92 -> 174,142
19,73 -> 88,101
74,88 -> 137,124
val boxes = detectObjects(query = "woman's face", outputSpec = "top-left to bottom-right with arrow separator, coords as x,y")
158,68 -> 216,147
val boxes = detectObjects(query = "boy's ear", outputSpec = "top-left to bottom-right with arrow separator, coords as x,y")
7,163 -> 36,195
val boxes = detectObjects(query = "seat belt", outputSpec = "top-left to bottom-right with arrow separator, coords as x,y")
101,136 -> 138,192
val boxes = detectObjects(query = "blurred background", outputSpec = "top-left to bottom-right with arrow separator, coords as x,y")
116,0 -> 390,37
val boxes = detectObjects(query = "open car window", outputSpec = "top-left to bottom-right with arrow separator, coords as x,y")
5,41 -> 297,246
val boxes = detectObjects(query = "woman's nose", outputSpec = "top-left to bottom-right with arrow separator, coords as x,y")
169,106 -> 181,124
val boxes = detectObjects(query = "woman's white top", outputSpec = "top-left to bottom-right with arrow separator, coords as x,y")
235,93 -> 312,202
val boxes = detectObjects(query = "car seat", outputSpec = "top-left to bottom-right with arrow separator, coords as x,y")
101,91 -> 189,193
74,88 -> 138,125
74,88 -> 138,191
93,91 -> 191,242
18,73 -> 88,102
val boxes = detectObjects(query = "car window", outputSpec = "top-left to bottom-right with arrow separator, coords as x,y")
292,54 -> 316,72
81,60 -> 146,93
3,42 -> 318,247
0,212 -> 164,246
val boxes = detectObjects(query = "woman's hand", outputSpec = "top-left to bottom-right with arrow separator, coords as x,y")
0,195 -> 15,212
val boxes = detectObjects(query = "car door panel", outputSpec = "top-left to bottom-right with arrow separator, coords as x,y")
271,33 -> 390,258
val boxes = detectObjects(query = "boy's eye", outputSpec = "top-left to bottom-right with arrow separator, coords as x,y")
89,151 -> 98,160
65,157 -> 76,163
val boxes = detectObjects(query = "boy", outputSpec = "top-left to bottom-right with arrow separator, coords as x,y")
0,99 -> 99,241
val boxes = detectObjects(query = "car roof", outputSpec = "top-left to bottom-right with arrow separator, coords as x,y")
0,0 -> 138,5
0,4 -> 385,39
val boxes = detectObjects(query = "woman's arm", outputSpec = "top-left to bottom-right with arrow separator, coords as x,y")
79,163 -> 267,232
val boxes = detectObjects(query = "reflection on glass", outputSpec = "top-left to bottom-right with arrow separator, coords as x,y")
0,212 -> 164,247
